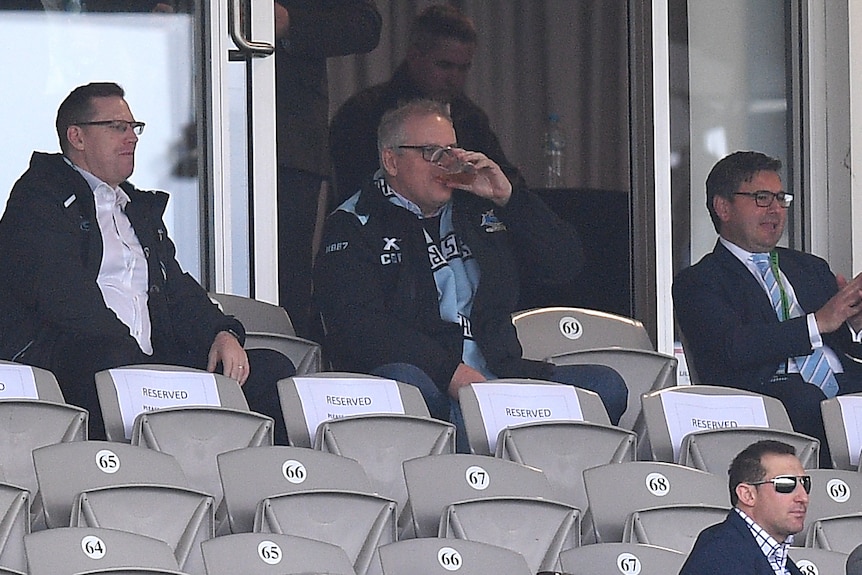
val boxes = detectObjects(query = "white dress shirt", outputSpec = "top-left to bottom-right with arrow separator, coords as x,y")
72,162 -> 153,354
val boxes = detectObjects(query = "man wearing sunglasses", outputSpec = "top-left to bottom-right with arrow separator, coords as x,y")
0,82 -> 295,441
681,440 -> 809,574
674,151 -> 862,467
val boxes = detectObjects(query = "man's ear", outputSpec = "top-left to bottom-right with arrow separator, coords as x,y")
381,148 -> 398,177
736,482 -> 757,508
714,194 -> 735,224
66,125 -> 86,152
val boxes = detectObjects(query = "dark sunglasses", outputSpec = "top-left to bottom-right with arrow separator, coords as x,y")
748,474 -> 811,494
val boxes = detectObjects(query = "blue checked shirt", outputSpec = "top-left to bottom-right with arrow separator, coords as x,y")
735,508 -> 794,575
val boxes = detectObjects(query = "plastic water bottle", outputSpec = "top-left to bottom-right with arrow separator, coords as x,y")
543,113 -> 566,188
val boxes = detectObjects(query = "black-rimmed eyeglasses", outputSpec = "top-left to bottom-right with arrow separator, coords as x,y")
396,144 -> 455,164
734,190 -> 793,208
75,120 -> 146,136
747,474 -> 811,494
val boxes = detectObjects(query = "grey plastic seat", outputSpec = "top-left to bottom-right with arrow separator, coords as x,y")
255,490 -> 397,575
495,420 -> 636,512
373,539 -> 531,575
95,364 -> 253,443
511,307 -> 654,357
278,373 -> 430,448
24,527 -> 181,575
582,461 -> 729,543
796,469 -> 862,545
441,496 -> 579,573
217,445 -> 373,533
71,484 -> 214,575
208,293 -> 295,336
821,393 -> 862,470
622,504 -> 728,553
548,348 -> 678,433
96,365 -> 275,525
0,483 -> 28,575
74,570 -> 189,575
131,406 -> 273,526
642,384 -> 819,470
201,533 -> 356,575
786,547 -> 852,575
559,542 -> 686,575
458,379 -> 611,455
0,360 -> 88,525
315,414 -> 455,516
401,454 -> 556,538
209,293 -> 322,375
804,513 -> 862,553
31,441 -> 188,529
0,360 -> 67,403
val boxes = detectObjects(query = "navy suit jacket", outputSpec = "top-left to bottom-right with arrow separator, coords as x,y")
680,510 -> 802,575
673,240 -> 862,391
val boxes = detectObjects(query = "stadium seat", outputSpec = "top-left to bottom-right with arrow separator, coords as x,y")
0,483 -> 27,575
315,414 -> 455,517
201,532 -> 355,575
820,393 -> 862,470
373,538 -> 531,575
401,454 -> 555,539
255,490 -> 397,575
209,293 -> 322,375
559,542 -> 686,575
642,384 -> 819,470
0,361 -> 87,528
72,484 -> 214,574
24,527 -> 181,575
582,461 -> 729,543
458,379 -> 611,455
804,513 -> 862,553
496,420 -> 636,513
95,364 -> 253,442
277,373 -> 429,448
217,445 -> 373,533
622,504 -> 727,553
548,347 -> 678,433
31,441 -> 188,529
787,547 -> 851,575
441,496 -> 579,572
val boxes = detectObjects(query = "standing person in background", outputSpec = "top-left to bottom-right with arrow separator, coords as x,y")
329,3 -> 522,207
274,0 -> 381,339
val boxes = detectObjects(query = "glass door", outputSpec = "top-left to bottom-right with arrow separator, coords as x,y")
0,0 -> 278,299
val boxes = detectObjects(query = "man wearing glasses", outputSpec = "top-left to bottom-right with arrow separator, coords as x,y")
0,82 -> 294,441
674,151 -> 862,467
315,99 -> 627,451
681,440 -> 809,574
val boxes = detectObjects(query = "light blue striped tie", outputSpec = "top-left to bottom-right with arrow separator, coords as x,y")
752,253 -> 839,397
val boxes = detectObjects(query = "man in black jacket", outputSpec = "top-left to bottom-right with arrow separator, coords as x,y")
0,82 -> 294,440
315,99 -> 626,449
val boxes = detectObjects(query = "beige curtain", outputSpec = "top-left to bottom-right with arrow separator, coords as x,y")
327,0 -> 630,192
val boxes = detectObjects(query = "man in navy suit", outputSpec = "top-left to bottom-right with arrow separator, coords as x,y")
681,440 -> 808,575
673,151 -> 862,465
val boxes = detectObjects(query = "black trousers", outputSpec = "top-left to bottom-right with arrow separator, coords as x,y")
48,333 -> 295,444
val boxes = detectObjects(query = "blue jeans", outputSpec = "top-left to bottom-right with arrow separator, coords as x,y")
371,362 -> 628,453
